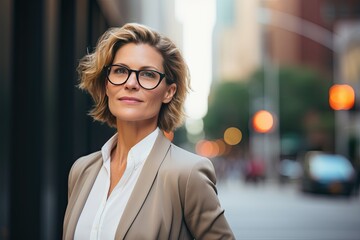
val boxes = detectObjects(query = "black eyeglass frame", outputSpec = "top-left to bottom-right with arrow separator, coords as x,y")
105,64 -> 167,90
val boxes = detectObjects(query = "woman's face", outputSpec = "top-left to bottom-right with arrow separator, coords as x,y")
106,43 -> 176,127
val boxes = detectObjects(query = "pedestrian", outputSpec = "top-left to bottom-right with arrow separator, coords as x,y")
62,23 -> 234,239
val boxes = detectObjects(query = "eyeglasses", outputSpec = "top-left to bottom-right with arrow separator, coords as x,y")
105,64 -> 166,90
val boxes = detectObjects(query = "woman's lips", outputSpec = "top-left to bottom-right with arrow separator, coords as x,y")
118,96 -> 143,104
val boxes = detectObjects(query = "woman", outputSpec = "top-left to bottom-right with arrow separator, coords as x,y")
63,23 -> 234,240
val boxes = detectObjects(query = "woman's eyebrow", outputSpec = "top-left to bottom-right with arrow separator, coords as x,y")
112,63 -> 161,71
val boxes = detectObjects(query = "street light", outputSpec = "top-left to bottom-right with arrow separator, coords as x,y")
252,110 -> 275,133
329,84 -> 355,111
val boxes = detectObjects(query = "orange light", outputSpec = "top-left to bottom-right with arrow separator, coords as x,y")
164,131 -> 174,141
252,110 -> 274,133
215,139 -> 227,156
224,127 -> 242,145
196,140 -> 220,158
329,84 -> 355,110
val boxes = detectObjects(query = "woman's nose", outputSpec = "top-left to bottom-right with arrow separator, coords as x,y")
125,71 -> 140,90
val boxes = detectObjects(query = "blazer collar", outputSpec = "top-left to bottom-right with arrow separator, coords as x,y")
115,132 -> 171,239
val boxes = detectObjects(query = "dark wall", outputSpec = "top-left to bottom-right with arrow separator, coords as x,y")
0,0 -> 120,239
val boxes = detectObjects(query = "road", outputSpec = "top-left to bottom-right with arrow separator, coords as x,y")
217,179 -> 360,240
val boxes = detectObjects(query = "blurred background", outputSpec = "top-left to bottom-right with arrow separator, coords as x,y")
1,0 -> 360,239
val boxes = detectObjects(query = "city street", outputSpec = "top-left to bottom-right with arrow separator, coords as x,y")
217,179 -> 360,240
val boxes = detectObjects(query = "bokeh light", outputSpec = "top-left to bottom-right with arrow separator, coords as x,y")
215,139 -> 227,156
252,110 -> 274,133
196,140 -> 218,158
185,118 -> 204,135
329,84 -> 355,110
164,131 -> 174,141
224,127 -> 243,145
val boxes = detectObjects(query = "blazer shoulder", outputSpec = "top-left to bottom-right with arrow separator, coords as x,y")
71,151 -> 102,174
68,151 -> 102,194
168,143 -> 213,167
164,143 -> 216,184
73,151 -> 102,169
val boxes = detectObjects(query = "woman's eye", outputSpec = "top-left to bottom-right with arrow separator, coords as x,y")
113,67 -> 128,75
140,70 -> 157,79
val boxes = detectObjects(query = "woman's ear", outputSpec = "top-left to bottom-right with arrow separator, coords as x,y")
162,83 -> 177,104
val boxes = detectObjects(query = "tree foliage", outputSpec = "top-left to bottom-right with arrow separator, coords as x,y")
203,81 -> 249,141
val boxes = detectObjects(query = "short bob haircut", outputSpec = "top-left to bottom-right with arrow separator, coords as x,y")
77,23 -> 190,132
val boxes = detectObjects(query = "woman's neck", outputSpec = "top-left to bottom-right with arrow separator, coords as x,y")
113,120 -> 157,164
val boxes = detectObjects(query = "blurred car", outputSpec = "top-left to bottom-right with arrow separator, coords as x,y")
300,151 -> 356,196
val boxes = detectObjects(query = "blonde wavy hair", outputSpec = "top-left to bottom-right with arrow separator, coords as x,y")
77,23 -> 190,132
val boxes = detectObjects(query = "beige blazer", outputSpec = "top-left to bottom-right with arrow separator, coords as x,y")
63,132 -> 235,239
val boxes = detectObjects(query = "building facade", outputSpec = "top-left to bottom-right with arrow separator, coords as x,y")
0,0 -> 178,239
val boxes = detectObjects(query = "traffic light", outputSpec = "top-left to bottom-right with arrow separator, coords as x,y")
252,110 -> 274,133
329,84 -> 355,110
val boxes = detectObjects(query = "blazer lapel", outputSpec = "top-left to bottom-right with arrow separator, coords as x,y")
64,154 -> 102,240
115,132 -> 171,239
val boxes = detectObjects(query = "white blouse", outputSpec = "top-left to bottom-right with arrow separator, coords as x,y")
74,128 -> 160,240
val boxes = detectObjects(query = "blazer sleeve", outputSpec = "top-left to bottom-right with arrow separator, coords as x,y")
183,158 -> 235,239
